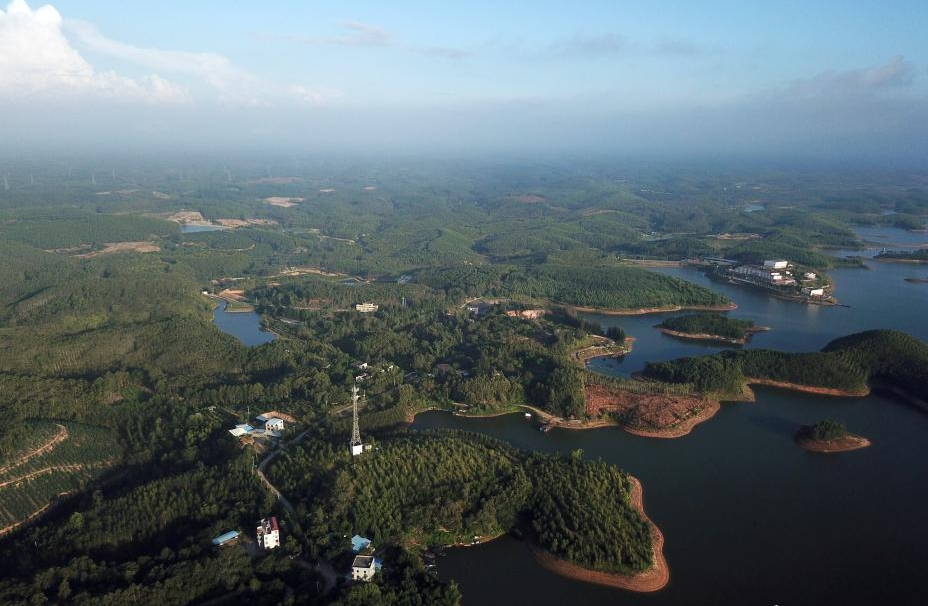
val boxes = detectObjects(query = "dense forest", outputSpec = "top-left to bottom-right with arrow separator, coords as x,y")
657,313 -> 757,340
875,249 -> 928,261
268,429 -> 653,576
502,264 -> 730,310
644,330 -> 928,401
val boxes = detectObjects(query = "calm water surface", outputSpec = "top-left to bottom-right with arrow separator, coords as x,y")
414,227 -> 928,605
212,301 -> 275,346
180,224 -> 228,233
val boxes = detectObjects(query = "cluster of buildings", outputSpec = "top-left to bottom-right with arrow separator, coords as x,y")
210,516 -> 281,551
729,259 -> 798,287
350,534 -> 382,582
256,517 -> 280,550
228,411 -> 295,441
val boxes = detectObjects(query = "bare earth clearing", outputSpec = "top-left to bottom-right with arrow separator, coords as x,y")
584,383 -> 720,438
264,197 -> 304,207
77,241 -> 160,258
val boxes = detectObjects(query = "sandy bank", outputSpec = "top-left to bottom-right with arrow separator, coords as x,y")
658,326 -> 768,345
746,378 -> 870,398
570,302 -> 737,316
534,476 -> 669,592
795,432 -> 871,453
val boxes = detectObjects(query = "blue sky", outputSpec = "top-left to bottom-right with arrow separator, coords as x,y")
2,0 -> 926,159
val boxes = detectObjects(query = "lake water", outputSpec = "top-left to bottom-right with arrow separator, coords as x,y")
212,301 -> 275,346
180,224 -> 228,233
412,227 -> 928,606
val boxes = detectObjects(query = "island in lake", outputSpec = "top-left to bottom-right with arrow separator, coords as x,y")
795,419 -> 871,453
655,313 -> 769,345
876,249 -> 928,263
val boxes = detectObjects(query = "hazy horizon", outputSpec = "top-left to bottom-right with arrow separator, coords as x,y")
2,0 -> 927,162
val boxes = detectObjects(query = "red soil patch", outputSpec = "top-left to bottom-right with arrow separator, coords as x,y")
747,378 -> 869,398
585,383 -> 720,438
795,432 -> 871,453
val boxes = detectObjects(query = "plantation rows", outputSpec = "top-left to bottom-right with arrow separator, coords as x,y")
0,422 -> 61,471
0,422 -> 121,531
0,468 -> 100,529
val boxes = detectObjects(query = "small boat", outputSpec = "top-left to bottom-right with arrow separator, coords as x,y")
540,424 -> 552,433
524,412 -> 532,419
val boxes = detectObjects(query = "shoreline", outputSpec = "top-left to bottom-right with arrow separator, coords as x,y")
569,301 -> 737,316
795,431 -> 871,453
621,399 -> 721,439
572,336 -> 634,363
874,257 -> 928,264
533,476 -> 669,592
657,327 -> 769,346
744,378 -> 870,398
419,396 -> 720,439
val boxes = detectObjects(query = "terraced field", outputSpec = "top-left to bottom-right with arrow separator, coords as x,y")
0,421 -> 121,535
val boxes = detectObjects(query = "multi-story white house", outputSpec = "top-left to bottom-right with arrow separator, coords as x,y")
256,517 -> 280,550
351,555 -> 376,581
264,417 -> 284,434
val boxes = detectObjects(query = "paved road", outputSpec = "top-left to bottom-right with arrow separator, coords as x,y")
255,427 -> 340,593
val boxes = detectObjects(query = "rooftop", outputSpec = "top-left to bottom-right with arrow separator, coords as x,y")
351,534 -> 373,553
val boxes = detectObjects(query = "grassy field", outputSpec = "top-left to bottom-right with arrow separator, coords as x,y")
0,421 -> 121,535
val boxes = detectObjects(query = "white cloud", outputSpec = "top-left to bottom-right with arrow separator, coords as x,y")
0,0 -> 337,108
0,0 -> 188,103
787,55 -> 916,97
66,18 -> 339,106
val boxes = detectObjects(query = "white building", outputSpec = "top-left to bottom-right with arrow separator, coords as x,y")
802,286 -> 826,297
763,259 -> 789,269
355,303 -> 378,313
265,418 -> 284,434
804,272 -> 818,280
731,264 -> 796,286
256,517 -> 280,550
351,555 -> 376,581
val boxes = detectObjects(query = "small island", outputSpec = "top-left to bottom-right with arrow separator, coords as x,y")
656,313 -> 769,345
875,249 -> 928,263
795,419 -> 871,453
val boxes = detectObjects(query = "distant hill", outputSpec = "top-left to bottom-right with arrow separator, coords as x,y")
644,329 -> 928,404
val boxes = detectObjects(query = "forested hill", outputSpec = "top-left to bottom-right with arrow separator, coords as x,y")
269,430 -> 654,577
502,264 -> 730,311
656,313 -> 756,340
644,330 -> 928,402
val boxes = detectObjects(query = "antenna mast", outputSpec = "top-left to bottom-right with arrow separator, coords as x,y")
350,384 -> 362,454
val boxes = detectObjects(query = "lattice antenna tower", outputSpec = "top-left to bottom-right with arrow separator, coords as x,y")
350,383 -> 362,447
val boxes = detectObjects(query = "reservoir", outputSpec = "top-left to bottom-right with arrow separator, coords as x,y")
413,230 -> 928,605
212,300 -> 275,346
180,224 -> 228,233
